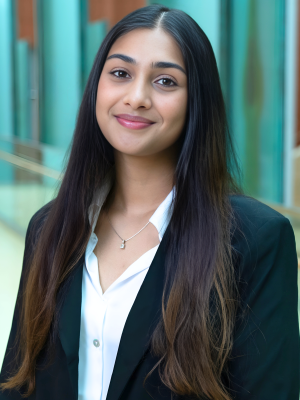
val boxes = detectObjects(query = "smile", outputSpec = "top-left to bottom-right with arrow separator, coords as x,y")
115,114 -> 155,130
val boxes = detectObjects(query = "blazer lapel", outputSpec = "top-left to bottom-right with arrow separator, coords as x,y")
58,257 -> 84,399
57,225 -> 170,400
106,225 -> 170,400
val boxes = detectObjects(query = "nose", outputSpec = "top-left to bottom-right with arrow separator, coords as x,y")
122,76 -> 152,110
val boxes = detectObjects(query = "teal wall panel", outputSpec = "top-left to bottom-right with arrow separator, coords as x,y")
229,0 -> 284,202
0,141 -> 14,183
148,0 -> 220,67
15,41 -> 30,140
0,0 -> 14,137
83,21 -> 107,88
0,0 -> 14,182
41,0 -> 81,149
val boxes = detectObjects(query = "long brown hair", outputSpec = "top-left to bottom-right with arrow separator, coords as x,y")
1,5 -> 242,399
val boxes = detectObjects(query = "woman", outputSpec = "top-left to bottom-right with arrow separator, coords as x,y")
0,5 -> 299,400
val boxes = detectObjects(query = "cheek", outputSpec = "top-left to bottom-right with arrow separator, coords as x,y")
96,77 -> 118,123
159,93 -> 187,137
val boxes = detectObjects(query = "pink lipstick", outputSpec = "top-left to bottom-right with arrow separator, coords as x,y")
115,114 -> 155,130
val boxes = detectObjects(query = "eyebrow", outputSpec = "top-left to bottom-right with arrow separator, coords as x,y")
106,53 -> 186,75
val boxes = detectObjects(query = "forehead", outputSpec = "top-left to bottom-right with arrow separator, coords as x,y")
107,28 -> 185,67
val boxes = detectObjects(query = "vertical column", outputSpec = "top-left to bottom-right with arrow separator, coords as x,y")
15,0 -> 37,140
15,0 -> 41,182
219,0 -> 231,108
0,0 -> 14,182
293,0 -> 300,207
284,0 -> 298,207
40,0 -> 81,149
296,0 -> 300,148
0,0 -> 14,138
82,0 -> 108,88
228,0 -> 285,202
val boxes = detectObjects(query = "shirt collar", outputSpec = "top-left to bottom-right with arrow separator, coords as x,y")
88,166 -> 116,232
88,166 -> 175,243
149,189 -> 174,241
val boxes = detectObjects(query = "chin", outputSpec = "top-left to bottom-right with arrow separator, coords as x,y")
104,132 -> 148,155
114,146 -> 150,157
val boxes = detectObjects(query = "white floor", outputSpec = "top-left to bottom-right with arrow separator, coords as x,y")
0,183 -> 57,235
0,221 -> 24,369
0,183 -> 57,370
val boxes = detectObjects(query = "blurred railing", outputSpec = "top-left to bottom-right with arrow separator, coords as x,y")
0,136 -> 64,235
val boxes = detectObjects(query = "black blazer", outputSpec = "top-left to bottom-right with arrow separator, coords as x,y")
0,195 -> 299,400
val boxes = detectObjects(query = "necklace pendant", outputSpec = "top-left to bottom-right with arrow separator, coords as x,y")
120,240 -> 125,249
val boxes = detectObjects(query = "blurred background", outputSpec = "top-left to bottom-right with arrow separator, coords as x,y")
0,0 -> 299,373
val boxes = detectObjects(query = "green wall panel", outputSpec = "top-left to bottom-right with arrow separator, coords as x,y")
229,0 -> 284,202
40,0 -> 81,149
15,41 -> 30,140
0,0 -> 14,137
83,21 -> 107,89
0,0 -> 14,182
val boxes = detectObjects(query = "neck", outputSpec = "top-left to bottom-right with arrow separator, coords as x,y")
108,145 -> 178,217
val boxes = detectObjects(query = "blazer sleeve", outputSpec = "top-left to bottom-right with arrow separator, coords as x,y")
226,216 -> 300,399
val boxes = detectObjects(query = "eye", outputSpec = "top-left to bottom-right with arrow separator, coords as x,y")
156,77 -> 177,87
110,70 -> 130,79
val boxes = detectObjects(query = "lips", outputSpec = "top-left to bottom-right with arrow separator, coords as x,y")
115,114 -> 154,123
115,114 -> 155,130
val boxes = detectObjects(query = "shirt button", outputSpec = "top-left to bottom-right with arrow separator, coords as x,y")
93,339 -> 100,347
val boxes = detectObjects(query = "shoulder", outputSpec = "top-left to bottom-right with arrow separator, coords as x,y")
30,199 -> 54,226
229,194 -> 287,229
25,200 -> 55,251
16,200 -> 56,295
229,194 -> 292,243
229,194 -> 297,278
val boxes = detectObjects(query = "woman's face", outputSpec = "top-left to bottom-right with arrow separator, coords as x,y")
96,28 -> 188,157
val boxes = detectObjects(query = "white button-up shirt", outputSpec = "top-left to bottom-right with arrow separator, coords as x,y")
78,168 -> 175,400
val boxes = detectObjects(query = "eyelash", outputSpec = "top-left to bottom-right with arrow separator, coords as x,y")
110,69 -> 177,87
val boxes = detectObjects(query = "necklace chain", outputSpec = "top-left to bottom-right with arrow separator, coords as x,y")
105,208 -> 151,249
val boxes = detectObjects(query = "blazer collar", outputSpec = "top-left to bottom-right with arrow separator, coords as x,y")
58,225 -> 170,400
